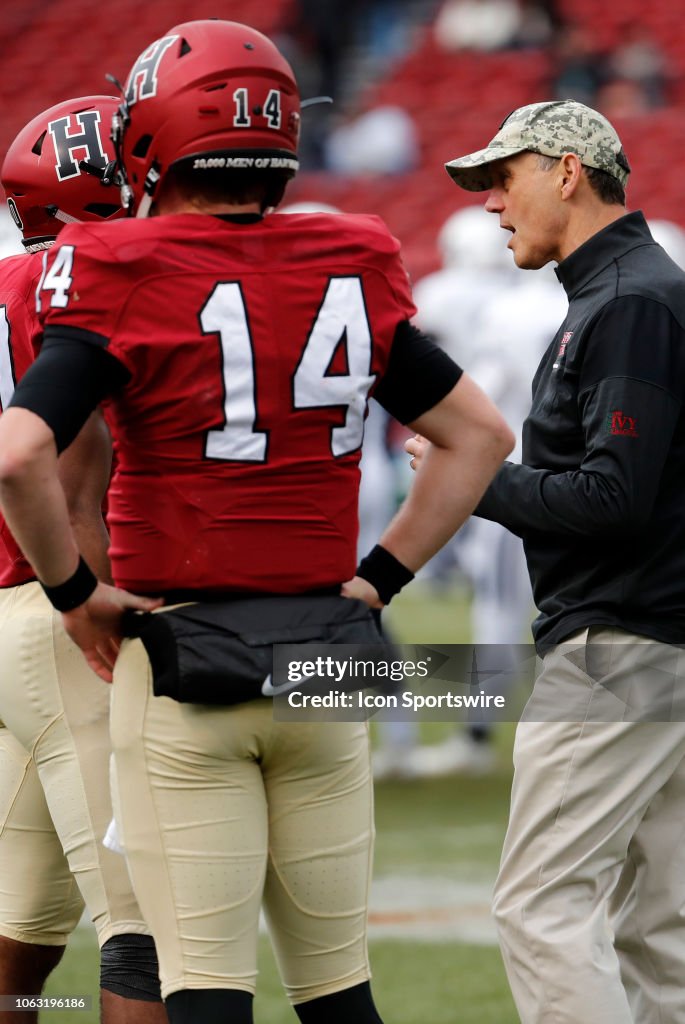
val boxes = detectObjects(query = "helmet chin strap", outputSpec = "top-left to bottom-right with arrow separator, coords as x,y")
22,205 -> 81,253
51,208 -> 80,225
137,165 -> 161,218
136,193 -> 154,218
79,157 -> 134,216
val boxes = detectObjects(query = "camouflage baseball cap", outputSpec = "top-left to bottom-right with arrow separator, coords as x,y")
445,99 -> 631,191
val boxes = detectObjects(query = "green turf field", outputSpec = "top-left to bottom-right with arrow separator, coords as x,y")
43,583 -> 521,1022
44,930 -> 518,1024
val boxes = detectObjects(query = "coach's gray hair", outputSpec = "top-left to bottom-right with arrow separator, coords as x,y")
535,153 -> 626,206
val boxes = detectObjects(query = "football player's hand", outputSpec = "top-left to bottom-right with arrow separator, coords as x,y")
341,575 -> 384,609
61,582 -> 163,683
405,433 -> 428,472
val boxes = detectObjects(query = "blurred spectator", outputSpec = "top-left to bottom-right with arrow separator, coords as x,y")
513,1 -> 555,49
550,23 -> 606,106
325,105 -> 418,174
608,22 -> 670,107
434,0 -> 522,52
413,209 -> 564,645
398,250 -> 567,780
375,206 -> 530,781
288,0 -> 358,101
413,205 -> 517,366
282,0 -> 359,168
355,0 -> 413,62
596,78 -> 650,119
357,401 -> 397,560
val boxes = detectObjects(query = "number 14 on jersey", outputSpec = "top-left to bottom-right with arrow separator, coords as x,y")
202,277 -> 376,462
38,246 -> 377,463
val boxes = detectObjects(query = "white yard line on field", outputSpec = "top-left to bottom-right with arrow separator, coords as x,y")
368,875 -> 496,944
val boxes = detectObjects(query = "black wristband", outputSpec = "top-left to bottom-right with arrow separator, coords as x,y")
355,544 -> 414,605
40,556 -> 97,612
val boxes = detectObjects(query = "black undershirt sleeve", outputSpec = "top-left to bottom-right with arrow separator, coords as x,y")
9,328 -> 130,454
373,320 -> 463,424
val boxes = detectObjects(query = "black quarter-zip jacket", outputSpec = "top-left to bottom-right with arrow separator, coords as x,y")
476,211 -> 685,651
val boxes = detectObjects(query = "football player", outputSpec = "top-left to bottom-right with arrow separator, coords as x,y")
0,98 -> 167,1023
0,22 -> 514,1024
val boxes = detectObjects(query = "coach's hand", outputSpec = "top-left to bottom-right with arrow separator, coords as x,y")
62,582 -> 163,682
405,433 -> 428,472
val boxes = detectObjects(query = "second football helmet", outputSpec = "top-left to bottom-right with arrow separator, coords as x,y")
1,95 -> 124,253
115,20 -> 301,217
438,205 -> 515,272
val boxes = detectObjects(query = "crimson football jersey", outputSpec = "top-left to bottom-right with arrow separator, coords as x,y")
38,212 -> 416,594
0,252 -> 44,587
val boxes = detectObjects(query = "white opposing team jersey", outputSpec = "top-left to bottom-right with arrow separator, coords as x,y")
413,266 -> 513,367
473,272 -> 568,460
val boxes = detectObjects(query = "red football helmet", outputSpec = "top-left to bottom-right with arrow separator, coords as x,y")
115,20 -> 301,217
1,95 -> 124,253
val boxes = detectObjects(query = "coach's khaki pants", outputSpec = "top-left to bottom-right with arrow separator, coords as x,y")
493,627 -> 685,1024
0,583 -> 148,945
109,638 -> 374,1002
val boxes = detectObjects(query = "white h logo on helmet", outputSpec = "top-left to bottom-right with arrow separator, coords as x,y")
125,35 -> 178,106
47,111 -> 108,182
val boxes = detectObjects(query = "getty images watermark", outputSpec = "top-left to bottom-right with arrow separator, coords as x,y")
271,644 -> 529,721
283,652 -> 506,714
270,641 -> 685,722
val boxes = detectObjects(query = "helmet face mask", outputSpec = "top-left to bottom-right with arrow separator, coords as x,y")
116,20 -> 301,217
1,96 -> 125,252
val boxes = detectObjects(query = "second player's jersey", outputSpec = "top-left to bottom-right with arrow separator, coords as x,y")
0,252 -> 44,587
38,212 -> 416,594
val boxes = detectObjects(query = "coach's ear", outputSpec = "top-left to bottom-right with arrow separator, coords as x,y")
558,152 -> 584,201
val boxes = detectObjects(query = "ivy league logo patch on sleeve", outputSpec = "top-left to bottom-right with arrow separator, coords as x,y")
607,410 -> 639,437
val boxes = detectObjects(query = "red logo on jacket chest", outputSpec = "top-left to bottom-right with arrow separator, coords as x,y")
553,331 -> 573,369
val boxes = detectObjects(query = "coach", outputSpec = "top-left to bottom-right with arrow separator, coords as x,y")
441,100 -> 685,1023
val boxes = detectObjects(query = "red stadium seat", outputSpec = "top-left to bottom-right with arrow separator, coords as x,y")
2,0 -> 683,264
